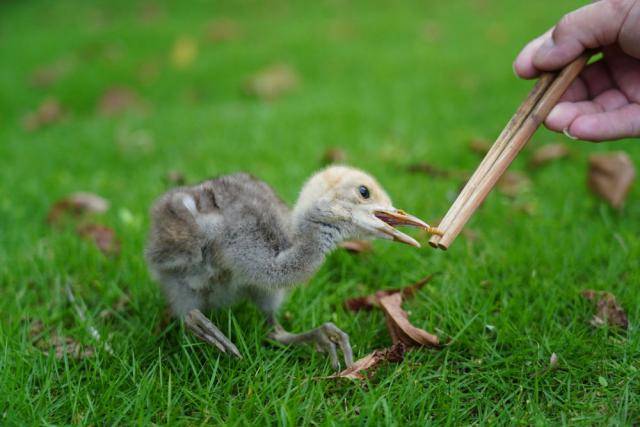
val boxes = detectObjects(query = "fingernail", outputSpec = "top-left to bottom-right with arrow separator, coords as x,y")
563,127 -> 578,140
512,62 -> 519,78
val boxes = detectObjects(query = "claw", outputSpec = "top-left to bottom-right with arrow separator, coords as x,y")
269,320 -> 353,370
185,309 -> 242,359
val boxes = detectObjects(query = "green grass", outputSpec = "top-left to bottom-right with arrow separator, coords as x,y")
1,0 -> 639,424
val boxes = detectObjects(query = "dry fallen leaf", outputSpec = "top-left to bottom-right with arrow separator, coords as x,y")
165,170 -> 186,186
22,98 -> 65,131
339,240 -> 372,254
99,293 -> 131,319
29,58 -> 74,88
47,192 -> 110,225
29,320 -> 95,360
205,18 -> 242,43
171,36 -> 198,69
581,290 -> 629,329
322,147 -> 347,165
406,162 -> 452,178
422,21 -> 442,43
328,343 -> 405,380
345,274 -> 434,312
587,152 -> 635,209
77,224 -> 120,255
98,86 -> 144,116
326,20 -> 357,41
497,171 -> 530,198
244,63 -> 300,101
469,138 -> 491,156
529,143 -> 570,168
378,293 -> 440,348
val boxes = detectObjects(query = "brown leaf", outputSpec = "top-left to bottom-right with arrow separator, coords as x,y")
497,171 -> 530,198
205,18 -> 242,43
22,98 -> 64,131
328,343 -> 405,380
97,86 -> 144,116
378,293 -> 439,348
581,290 -> 628,329
345,274 -> 434,312
422,21 -> 442,43
165,170 -> 186,186
529,143 -> 570,168
406,162 -> 451,178
322,147 -> 347,165
29,320 -> 95,360
99,293 -> 131,319
29,58 -> 74,88
244,63 -> 300,101
587,152 -> 635,209
171,36 -> 198,69
339,240 -> 372,254
326,20 -> 357,41
469,138 -> 491,156
47,192 -> 110,225
77,224 -> 120,255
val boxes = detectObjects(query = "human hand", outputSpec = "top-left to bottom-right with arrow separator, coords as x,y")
514,0 -> 640,141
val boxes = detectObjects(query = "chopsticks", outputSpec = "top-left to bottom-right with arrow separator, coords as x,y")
429,53 -> 591,250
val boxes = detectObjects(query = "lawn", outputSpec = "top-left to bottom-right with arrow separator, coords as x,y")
1,0 -> 639,424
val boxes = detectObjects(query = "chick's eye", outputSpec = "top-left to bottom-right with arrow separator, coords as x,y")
358,185 -> 370,199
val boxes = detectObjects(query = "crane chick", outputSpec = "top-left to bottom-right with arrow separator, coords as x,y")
145,166 -> 438,369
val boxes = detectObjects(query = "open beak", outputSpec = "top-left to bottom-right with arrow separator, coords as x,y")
373,208 -> 442,248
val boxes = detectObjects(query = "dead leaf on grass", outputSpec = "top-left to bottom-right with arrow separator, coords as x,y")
29,58 -> 74,88
581,290 -> 628,329
47,192 -> 110,225
165,170 -> 186,186
244,63 -> 300,101
587,152 -> 635,209
469,138 -> 491,156
77,224 -> 121,255
345,274 -> 434,312
171,36 -> 198,69
406,162 -> 452,178
497,171 -> 530,198
422,21 -> 442,43
378,293 -> 440,348
99,293 -> 131,319
339,240 -> 372,254
22,98 -> 65,131
322,147 -> 347,165
328,343 -> 405,380
29,320 -> 95,360
205,18 -> 242,43
529,143 -> 569,168
98,86 -> 145,116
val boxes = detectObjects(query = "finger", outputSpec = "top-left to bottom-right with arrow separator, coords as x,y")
579,60 -> 616,98
533,0 -> 635,71
568,104 -> 640,141
593,88 -> 630,112
545,101 -> 604,132
557,76 -> 589,103
604,45 -> 640,103
514,30 -> 553,79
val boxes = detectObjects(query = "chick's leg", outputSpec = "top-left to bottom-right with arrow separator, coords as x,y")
268,318 -> 354,370
185,309 -> 242,359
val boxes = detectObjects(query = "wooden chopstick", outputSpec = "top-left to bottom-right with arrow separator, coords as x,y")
430,53 -> 591,250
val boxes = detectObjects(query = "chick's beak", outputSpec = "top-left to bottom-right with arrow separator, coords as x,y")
373,208 -> 442,248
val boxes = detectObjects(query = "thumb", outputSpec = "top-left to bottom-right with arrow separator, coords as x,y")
533,0 -> 635,71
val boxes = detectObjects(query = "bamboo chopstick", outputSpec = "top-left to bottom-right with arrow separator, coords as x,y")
429,53 -> 590,250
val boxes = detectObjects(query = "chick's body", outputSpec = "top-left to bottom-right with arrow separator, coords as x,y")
146,173 -> 296,317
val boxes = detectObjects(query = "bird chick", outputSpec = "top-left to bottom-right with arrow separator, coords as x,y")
145,166 -> 437,369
